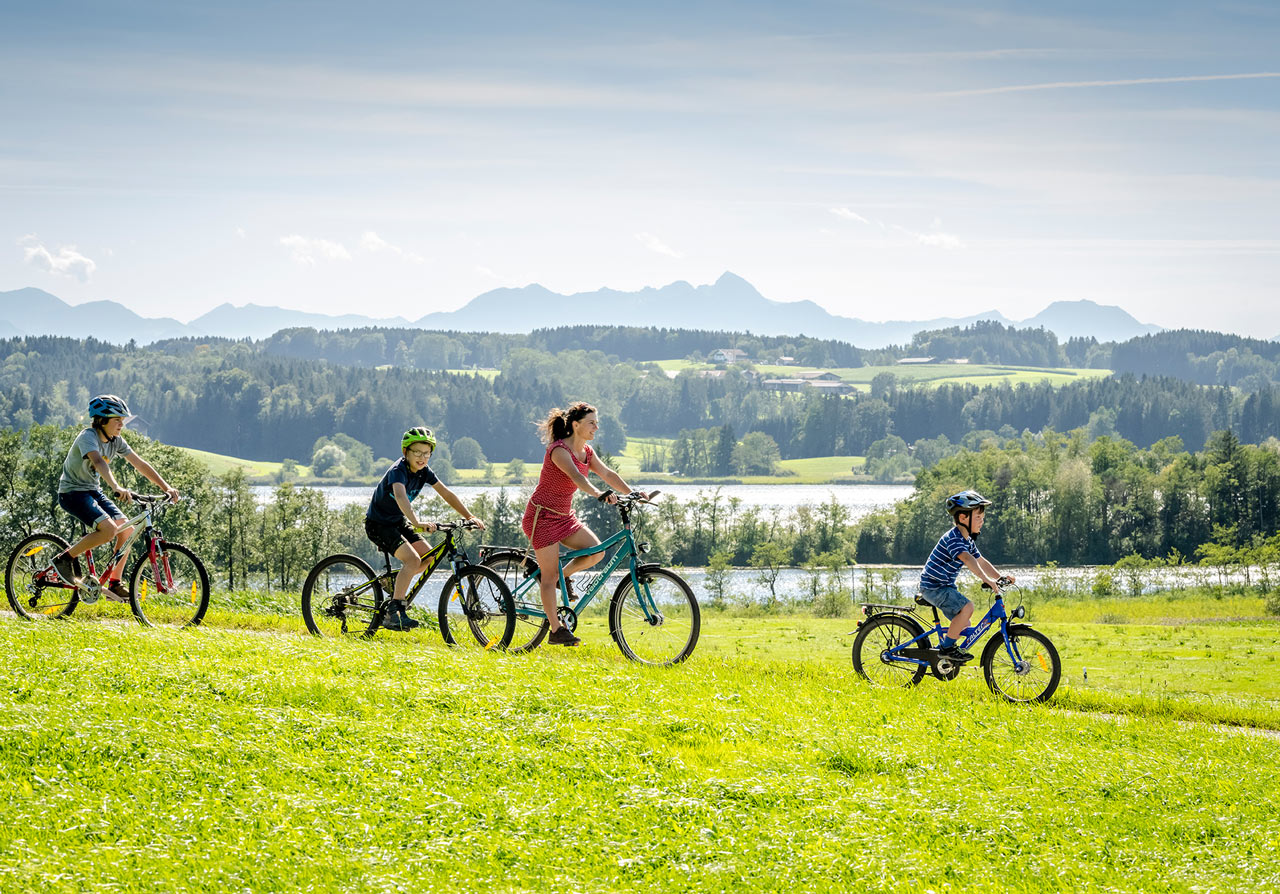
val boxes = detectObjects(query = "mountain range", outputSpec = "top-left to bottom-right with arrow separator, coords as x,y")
0,273 -> 1162,348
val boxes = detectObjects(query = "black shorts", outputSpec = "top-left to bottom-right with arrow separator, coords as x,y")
364,517 -> 423,555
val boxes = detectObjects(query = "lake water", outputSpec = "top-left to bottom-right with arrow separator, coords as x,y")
252,482 -> 916,519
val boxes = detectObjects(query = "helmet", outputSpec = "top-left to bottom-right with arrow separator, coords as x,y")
945,490 -> 991,517
88,394 -> 133,421
401,427 -> 437,451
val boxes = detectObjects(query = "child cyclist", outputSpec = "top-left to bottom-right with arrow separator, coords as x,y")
365,427 -> 485,631
52,395 -> 180,602
919,490 -> 1015,662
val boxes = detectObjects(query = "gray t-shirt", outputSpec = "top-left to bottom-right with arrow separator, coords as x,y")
58,428 -> 134,494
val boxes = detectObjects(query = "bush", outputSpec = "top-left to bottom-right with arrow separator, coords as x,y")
451,437 -> 487,468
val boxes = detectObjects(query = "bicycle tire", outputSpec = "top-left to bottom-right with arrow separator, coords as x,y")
437,564 -> 516,652
851,614 -> 928,688
608,565 -> 700,666
302,553 -> 384,637
129,541 -> 210,628
5,532 -> 79,620
981,624 -> 1061,703
481,549 -> 549,653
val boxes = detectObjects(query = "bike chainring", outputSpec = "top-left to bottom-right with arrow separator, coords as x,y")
557,605 -> 579,633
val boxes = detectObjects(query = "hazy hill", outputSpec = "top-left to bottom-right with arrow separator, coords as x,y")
1,275 -> 1161,347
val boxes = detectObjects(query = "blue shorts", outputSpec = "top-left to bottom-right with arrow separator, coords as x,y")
59,490 -> 125,529
919,585 -> 971,620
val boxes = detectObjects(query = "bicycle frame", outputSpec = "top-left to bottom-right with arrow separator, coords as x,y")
398,531 -> 471,606
878,592 -> 1028,669
505,520 -> 660,622
77,499 -> 173,595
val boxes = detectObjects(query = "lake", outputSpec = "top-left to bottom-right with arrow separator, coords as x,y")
252,482 -> 916,519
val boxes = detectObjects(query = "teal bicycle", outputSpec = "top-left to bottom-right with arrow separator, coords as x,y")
479,492 -> 700,665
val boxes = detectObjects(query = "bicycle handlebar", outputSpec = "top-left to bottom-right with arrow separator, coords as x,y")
415,518 -> 482,533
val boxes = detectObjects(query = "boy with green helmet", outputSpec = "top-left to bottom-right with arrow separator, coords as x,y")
364,426 -> 485,631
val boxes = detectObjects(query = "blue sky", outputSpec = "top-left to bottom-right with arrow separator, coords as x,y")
2,1 -> 1277,334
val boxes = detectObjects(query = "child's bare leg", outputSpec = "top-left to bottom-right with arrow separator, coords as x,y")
948,602 -> 974,641
392,542 -> 428,603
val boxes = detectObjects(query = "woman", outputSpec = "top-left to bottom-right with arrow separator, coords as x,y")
522,402 -> 635,646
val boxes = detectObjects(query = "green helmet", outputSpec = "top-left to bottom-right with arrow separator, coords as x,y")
401,427 -> 437,451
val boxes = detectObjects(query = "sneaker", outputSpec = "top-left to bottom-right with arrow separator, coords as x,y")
52,552 -> 79,586
380,604 -> 420,631
557,577 -> 578,602
548,626 -> 581,647
104,581 -> 131,603
938,644 -> 974,663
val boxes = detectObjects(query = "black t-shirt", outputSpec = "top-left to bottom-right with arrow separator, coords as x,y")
366,458 -> 439,523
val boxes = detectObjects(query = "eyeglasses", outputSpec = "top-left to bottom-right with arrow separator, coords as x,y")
407,448 -> 432,459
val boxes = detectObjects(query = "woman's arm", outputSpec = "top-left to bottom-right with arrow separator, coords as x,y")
550,446 -> 610,499
587,452 -> 631,495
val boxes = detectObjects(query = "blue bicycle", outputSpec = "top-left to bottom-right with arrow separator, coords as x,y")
851,578 -> 1061,703
479,492 -> 700,665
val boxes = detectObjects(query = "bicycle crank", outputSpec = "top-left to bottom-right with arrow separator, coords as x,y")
557,605 -> 579,633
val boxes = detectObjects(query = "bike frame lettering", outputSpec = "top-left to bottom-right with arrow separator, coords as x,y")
509,526 -> 639,620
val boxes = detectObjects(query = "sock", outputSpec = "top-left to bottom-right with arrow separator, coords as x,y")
938,634 -> 954,649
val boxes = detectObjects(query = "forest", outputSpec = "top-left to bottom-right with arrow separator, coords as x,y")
3,331 -> 1280,469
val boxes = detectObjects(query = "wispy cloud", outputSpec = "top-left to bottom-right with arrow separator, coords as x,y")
359,231 -> 425,264
279,234 -> 351,266
18,234 -> 97,281
830,207 -> 871,225
635,232 -> 684,258
935,71 -> 1280,98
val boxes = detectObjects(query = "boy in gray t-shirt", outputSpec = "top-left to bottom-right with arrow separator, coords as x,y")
52,394 -> 179,603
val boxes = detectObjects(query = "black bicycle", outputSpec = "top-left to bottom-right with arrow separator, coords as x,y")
299,519 -> 515,651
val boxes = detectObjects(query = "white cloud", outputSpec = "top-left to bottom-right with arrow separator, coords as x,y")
235,227 -> 246,239
935,71 -> 1280,98
917,232 -> 965,249
635,232 -> 683,259
359,230 -> 425,263
279,234 -> 351,266
18,234 -> 97,281
830,207 -> 871,225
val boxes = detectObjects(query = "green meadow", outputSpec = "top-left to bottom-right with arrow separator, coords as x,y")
2,590 -> 1278,892
657,359 -> 1112,390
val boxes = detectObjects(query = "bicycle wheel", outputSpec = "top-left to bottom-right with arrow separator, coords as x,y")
608,566 -> 700,666
5,532 -> 79,620
851,614 -> 928,688
128,541 -> 210,628
481,549 -> 549,654
981,625 -> 1061,704
437,565 -> 515,652
301,554 -> 384,638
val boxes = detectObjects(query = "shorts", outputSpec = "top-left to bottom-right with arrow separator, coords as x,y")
59,490 -> 125,529
919,585 -> 971,620
364,516 -> 423,555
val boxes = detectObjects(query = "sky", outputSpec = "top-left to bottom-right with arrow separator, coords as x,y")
2,1 -> 1278,334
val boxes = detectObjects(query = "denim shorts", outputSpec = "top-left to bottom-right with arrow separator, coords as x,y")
919,585 -> 971,620
59,489 -> 125,529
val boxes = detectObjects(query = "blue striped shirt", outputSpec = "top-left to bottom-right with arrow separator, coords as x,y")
921,527 -> 982,589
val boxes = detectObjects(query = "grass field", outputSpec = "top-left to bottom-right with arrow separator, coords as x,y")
2,590 -> 1278,891
174,446 -> 311,480
657,358 -> 1112,391
614,437 -> 866,485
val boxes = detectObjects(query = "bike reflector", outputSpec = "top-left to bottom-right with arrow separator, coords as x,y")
191,582 -> 198,604
1038,654 -> 1048,671
23,545 -> 45,557
140,580 -> 148,601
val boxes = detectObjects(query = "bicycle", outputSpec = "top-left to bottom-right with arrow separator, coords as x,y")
850,578 -> 1061,703
479,492 -> 700,665
300,518 -> 515,651
5,493 -> 210,628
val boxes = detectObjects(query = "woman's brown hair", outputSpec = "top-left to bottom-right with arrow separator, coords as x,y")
536,402 -> 596,444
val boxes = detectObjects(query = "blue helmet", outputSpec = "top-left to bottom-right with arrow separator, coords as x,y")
88,394 -> 132,420
945,490 -> 991,517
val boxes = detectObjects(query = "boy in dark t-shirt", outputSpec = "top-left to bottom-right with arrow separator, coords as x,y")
365,427 -> 484,630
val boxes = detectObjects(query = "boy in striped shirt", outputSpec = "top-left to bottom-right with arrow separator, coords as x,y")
919,491 -> 1014,662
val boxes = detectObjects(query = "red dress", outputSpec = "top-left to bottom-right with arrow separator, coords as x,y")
522,440 -> 593,549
